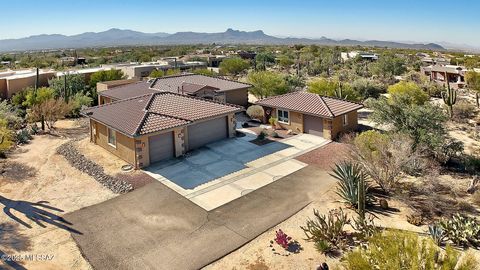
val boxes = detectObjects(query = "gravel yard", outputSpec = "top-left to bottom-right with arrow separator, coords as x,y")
0,120 -> 116,270
295,142 -> 351,170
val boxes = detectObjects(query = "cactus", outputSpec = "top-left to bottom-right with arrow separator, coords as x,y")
358,171 -> 365,220
334,82 -> 348,100
476,92 -> 479,108
441,80 -> 456,118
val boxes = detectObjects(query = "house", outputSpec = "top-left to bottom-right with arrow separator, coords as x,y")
341,51 -> 378,62
96,78 -> 141,92
421,65 -> 467,89
97,74 -> 251,107
83,92 -> 242,168
0,69 -> 55,98
255,92 -> 364,140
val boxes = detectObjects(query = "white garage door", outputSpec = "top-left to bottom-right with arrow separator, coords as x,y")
187,117 -> 228,150
149,132 -> 174,163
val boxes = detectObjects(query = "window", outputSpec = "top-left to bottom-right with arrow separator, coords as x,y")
343,114 -> 348,126
107,128 -> 116,147
278,109 -> 290,124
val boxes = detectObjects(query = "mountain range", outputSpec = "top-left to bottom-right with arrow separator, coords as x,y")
0,28 -> 446,52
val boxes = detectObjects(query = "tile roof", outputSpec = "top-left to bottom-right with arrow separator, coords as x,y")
179,82 -> 219,94
99,81 -> 159,100
83,92 -> 242,137
255,91 -> 363,118
150,74 -> 251,93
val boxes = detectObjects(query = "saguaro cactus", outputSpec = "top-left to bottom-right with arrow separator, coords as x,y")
358,170 -> 366,220
335,82 -> 348,100
441,81 -> 456,118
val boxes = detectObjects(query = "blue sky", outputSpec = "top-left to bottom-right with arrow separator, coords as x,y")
1,0 -> 479,47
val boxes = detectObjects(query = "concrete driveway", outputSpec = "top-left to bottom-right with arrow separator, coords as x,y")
145,133 -> 330,210
65,165 -> 337,270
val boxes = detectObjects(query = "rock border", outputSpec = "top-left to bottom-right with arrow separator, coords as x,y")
57,141 -> 133,194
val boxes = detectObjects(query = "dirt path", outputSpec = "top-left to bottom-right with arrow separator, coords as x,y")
0,128 -> 117,269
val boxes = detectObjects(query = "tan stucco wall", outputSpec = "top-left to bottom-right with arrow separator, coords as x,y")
91,120 -> 136,165
0,79 -> 7,99
227,113 -> 236,138
271,109 -> 303,134
98,96 -> 113,105
330,111 -> 359,139
96,78 -> 140,92
265,106 -> 359,140
225,87 -> 249,107
6,72 -> 55,98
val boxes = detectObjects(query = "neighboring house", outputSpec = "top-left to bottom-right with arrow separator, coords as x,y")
256,92 -> 364,140
83,92 -> 242,168
0,69 -> 55,98
97,74 -> 251,107
96,78 -> 141,92
341,51 -> 378,62
421,65 -> 467,89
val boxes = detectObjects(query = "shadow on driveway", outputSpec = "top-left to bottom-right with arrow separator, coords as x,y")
65,165 -> 336,270
146,138 -> 291,189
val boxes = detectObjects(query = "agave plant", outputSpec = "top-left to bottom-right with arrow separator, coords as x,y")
330,161 -> 373,209
428,224 -> 445,246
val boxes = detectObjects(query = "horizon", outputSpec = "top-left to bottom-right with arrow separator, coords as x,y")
1,0 -> 479,48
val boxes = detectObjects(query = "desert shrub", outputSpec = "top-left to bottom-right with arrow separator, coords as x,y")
351,214 -> 379,240
463,154 -> 480,175
0,100 -> 23,129
15,129 -> 32,144
300,208 -> 349,251
367,96 -> 460,162
268,117 -> 277,127
473,191 -> 480,207
387,81 -> 429,105
342,230 -> 477,270
69,92 -> 93,117
0,120 -> 14,156
314,240 -> 332,254
453,100 -> 476,121
352,131 -> 417,193
246,105 -> 264,120
330,161 -> 373,207
439,214 -> 480,248
28,98 -> 73,130
257,130 -> 267,140
351,78 -> 385,99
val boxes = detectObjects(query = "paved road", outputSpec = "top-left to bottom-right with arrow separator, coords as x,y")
65,166 -> 335,270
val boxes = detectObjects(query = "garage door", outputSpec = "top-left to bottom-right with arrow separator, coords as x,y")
188,117 -> 228,150
303,114 -> 324,137
149,132 -> 174,163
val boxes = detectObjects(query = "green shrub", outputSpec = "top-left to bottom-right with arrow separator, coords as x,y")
387,81 -> 429,105
314,240 -> 332,254
300,208 -> 349,250
15,129 -> 32,144
257,130 -> 267,140
439,214 -> 480,247
69,92 -> 93,117
342,230 -> 477,270
330,161 -> 373,208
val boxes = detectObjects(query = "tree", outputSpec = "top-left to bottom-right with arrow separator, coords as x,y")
69,92 -> 93,117
466,71 -> 480,107
352,131 -> 416,193
277,55 -> 294,69
28,98 -> 72,130
89,69 -> 125,88
351,78 -> 385,99
48,73 -> 86,101
219,58 -> 250,78
23,87 -> 55,108
366,96 -> 461,160
308,78 -> 360,101
247,71 -> 288,99
255,52 -> 275,70
370,54 -> 406,79
387,81 -> 428,105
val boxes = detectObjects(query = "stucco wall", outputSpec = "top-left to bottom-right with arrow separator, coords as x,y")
6,72 -> 55,97
271,109 -> 303,134
330,111 -> 359,139
225,87 -> 249,107
0,79 -> 7,99
92,120 -> 136,165
98,96 -> 113,105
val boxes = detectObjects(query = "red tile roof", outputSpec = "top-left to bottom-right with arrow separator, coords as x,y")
83,92 -> 242,137
150,74 -> 250,93
99,81 -> 158,100
256,91 -> 363,118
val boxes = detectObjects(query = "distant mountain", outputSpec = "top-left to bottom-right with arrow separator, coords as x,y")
0,28 -> 445,52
